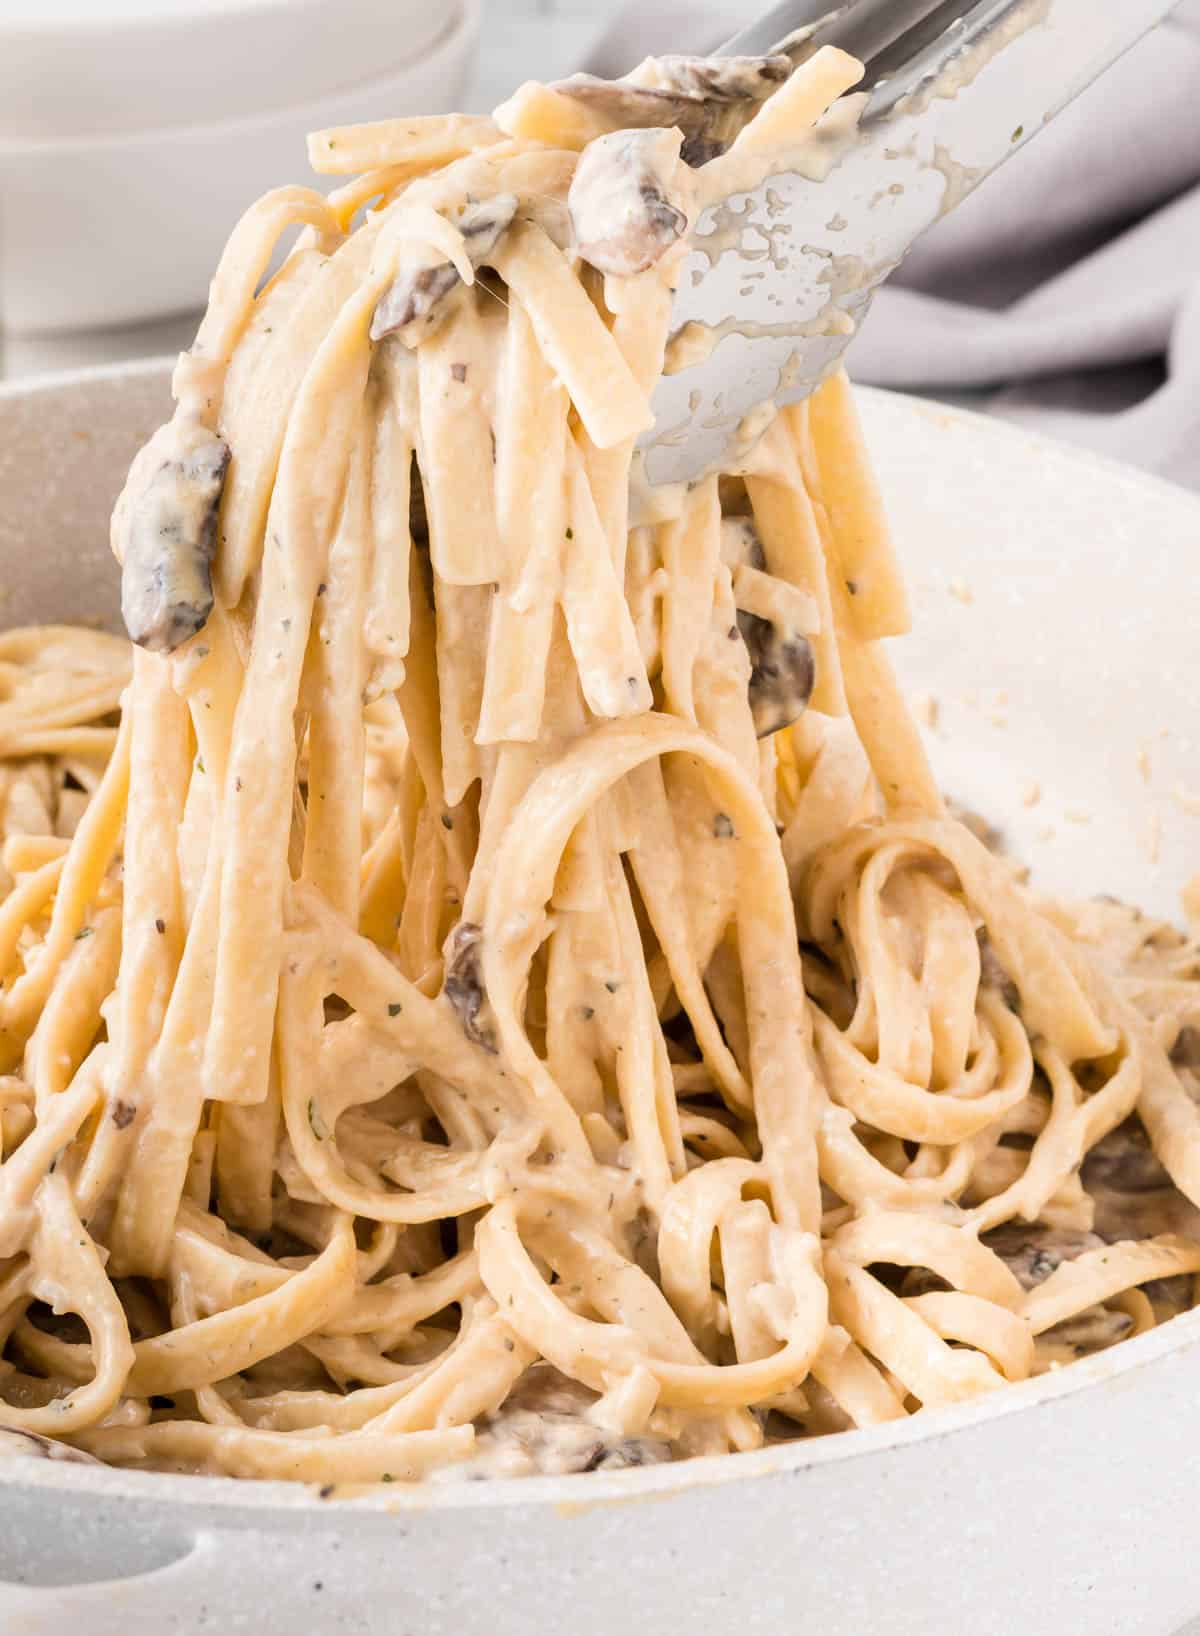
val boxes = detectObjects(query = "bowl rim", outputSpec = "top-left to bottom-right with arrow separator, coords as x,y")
1,360 -> 1199,1517
0,0 -> 478,156
6,1302 -> 1200,1517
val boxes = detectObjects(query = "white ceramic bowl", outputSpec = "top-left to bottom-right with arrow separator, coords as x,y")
0,0 -> 480,334
0,0 -> 458,141
1,361 -> 1198,1636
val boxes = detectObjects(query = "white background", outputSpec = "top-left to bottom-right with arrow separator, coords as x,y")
469,0 -> 629,113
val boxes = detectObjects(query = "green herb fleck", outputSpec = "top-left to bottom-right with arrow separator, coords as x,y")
388,1002 -> 403,1017
307,1098 -> 328,1141
75,926 -> 93,941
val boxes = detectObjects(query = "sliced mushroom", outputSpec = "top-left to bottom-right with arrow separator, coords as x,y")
443,921 -> 497,1053
639,53 -> 792,103
737,610 -> 815,738
370,262 -> 461,345
0,1427 -> 101,1465
569,128 -> 690,278
469,1409 -> 671,1477
118,422 -> 229,655
579,1436 -> 673,1471
463,1365 -> 674,1477
993,1206 -> 1181,1363
1082,1120 -> 1174,1197
1038,1304 -> 1133,1363
552,56 -> 790,164
980,1224 -> 1106,1291
977,928 -> 1020,1011
719,515 -> 818,736
370,194 -> 519,345
553,74 -> 712,141
1170,1024 -> 1200,1069
1081,1118 -> 1200,1242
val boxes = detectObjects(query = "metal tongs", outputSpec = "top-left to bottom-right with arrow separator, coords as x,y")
641,0 -> 1179,484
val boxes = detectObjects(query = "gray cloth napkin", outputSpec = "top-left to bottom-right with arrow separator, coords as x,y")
586,3 -> 1200,489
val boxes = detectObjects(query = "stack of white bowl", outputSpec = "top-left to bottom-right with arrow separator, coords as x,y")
0,0 -> 481,338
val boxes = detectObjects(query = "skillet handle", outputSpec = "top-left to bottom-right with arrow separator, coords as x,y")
0,1530 -> 329,1636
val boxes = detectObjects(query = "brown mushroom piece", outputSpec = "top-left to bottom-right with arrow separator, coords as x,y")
1038,1305 -> 1135,1362
981,1224 -> 1137,1360
551,55 -> 790,165
719,514 -> 816,737
646,53 -> 793,102
443,921 -> 497,1053
0,1427 -> 101,1465
1170,1024 -> 1200,1068
370,194 -> 519,344
976,928 -> 1020,1011
580,1436 -> 673,1471
737,610 -> 816,738
568,128 -> 690,278
980,1224 -> 1106,1290
1082,1120 -> 1175,1198
119,423 -> 230,655
1081,1119 -> 1200,1242
465,1366 -> 673,1477
551,75 -> 714,147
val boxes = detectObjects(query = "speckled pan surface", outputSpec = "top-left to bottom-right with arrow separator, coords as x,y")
1,361 -> 1198,1636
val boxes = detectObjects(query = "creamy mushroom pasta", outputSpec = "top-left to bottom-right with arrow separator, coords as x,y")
1,48 -> 1199,1487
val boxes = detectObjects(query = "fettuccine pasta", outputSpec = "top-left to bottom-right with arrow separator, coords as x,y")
0,48 -> 1198,1487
